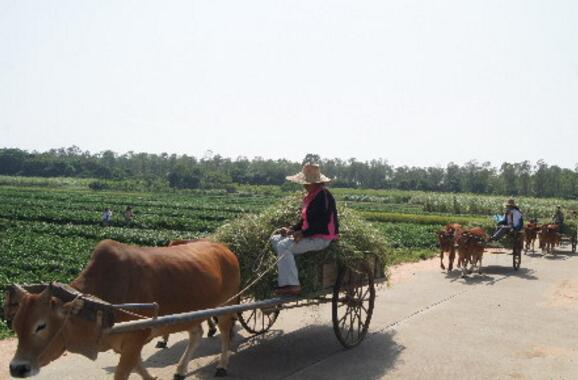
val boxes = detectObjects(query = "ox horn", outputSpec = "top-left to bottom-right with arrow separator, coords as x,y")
39,282 -> 54,304
6,284 -> 28,305
13,284 -> 28,299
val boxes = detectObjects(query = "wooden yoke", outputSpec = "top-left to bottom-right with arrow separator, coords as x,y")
3,283 -> 117,329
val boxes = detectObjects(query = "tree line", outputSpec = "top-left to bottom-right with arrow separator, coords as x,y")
0,147 -> 577,199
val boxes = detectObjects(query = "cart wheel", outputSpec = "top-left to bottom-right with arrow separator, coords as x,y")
513,234 -> 522,270
237,298 -> 280,335
513,250 -> 521,270
332,264 -> 375,349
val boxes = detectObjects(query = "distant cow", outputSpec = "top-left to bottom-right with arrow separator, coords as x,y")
524,221 -> 540,254
456,227 -> 488,277
437,223 -> 462,272
539,224 -> 561,254
7,239 -> 240,380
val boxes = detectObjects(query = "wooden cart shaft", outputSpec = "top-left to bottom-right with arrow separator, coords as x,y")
105,296 -> 298,335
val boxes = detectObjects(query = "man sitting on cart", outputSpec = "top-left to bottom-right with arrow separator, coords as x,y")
552,205 -> 564,227
271,163 -> 340,297
491,199 -> 523,241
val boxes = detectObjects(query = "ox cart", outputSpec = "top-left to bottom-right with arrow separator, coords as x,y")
560,222 -> 577,254
537,223 -> 577,255
493,230 -> 523,271
4,255 -> 385,353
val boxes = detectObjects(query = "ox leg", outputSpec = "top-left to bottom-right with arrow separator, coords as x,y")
135,357 -> 157,380
207,317 -> 218,337
468,257 -> 474,274
448,247 -> 455,272
174,324 -> 203,380
115,333 -> 148,380
460,255 -> 467,278
156,334 -> 169,349
215,314 -> 235,377
440,249 -> 446,270
478,255 -> 484,274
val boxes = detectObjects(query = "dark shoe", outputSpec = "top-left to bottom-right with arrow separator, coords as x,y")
274,285 -> 301,297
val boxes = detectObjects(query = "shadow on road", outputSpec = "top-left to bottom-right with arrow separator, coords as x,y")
138,324 -> 403,380
445,266 -> 538,285
543,254 -> 569,261
524,252 -> 544,258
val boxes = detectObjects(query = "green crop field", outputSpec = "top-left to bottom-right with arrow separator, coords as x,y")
1,176 -> 577,338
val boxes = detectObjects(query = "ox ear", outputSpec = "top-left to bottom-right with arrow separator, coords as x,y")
3,285 -> 28,329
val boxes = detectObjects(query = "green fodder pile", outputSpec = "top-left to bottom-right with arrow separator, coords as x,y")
211,193 -> 389,300
560,221 -> 577,239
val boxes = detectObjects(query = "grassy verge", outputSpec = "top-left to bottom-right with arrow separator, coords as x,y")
388,248 -> 439,266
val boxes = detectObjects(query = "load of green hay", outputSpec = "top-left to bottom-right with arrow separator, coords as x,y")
211,193 -> 389,299
560,221 -> 577,238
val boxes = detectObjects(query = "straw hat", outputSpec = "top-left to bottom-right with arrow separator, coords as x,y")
286,163 -> 331,184
504,199 -> 517,208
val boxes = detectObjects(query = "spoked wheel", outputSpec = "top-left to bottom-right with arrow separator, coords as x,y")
513,249 -> 521,270
237,297 -> 280,335
332,263 -> 375,349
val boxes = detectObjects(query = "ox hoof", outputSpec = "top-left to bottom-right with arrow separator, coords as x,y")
215,368 -> 228,377
155,341 -> 167,349
208,327 -> 217,337
173,374 -> 185,380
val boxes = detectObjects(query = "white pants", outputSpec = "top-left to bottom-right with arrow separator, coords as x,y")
270,234 -> 332,287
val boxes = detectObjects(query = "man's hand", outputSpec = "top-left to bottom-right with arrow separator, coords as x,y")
293,230 -> 304,242
274,227 -> 294,237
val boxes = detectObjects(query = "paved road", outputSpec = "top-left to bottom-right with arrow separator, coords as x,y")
2,245 -> 577,380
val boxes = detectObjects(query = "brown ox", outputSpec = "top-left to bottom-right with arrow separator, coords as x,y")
456,227 -> 488,277
156,239 -> 218,349
436,223 -> 462,272
539,224 -> 561,254
523,221 -> 539,254
7,239 -> 240,380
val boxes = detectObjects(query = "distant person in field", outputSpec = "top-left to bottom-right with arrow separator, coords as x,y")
101,208 -> 113,227
123,206 -> 134,223
270,163 -> 340,296
491,199 -> 523,241
552,205 -> 564,227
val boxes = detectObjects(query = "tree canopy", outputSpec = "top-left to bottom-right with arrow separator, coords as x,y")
0,147 -> 577,199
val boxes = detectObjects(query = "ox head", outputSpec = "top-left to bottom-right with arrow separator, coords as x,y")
8,284 -> 94,378
438,224 -> 462,240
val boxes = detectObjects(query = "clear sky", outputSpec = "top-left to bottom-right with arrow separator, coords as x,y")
1,0 -> 577,168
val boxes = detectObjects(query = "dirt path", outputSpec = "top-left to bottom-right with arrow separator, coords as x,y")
2,244 -> 577,379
